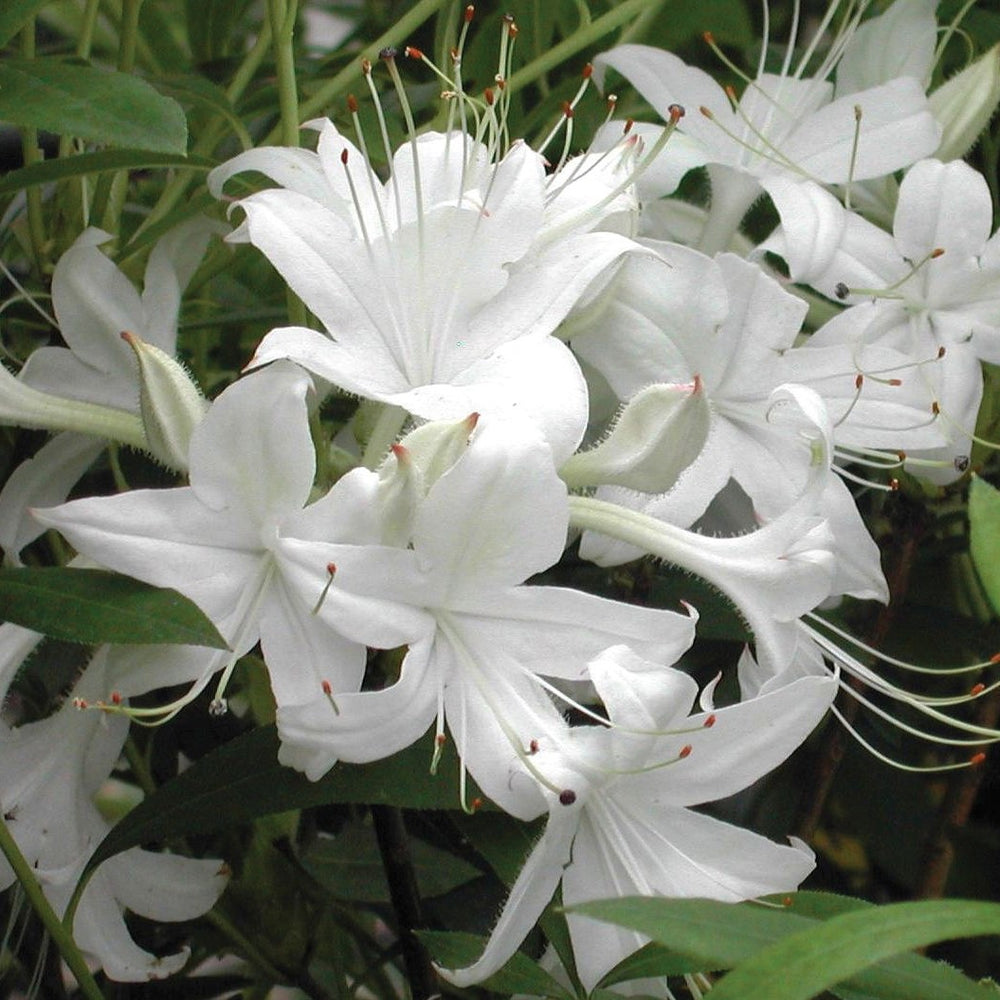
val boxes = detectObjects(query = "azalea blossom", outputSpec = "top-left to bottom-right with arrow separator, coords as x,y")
440,645 -> 836,991
208,62 -> 659,462
593,0 -> 941,253
0,645 -> 227,981
276,416 -> 699,817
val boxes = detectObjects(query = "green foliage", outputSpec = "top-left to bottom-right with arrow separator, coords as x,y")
0,60 -> 188,153
0,567 -> 228,647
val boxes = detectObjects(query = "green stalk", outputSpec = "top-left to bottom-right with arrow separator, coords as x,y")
20,20 -> 47,275
117,0 -> 144,73
0,817 -> 106,1000
268,0 -> 301,149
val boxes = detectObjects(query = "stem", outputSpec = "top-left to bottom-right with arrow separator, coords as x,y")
117,0 -> 144,73
77,0 -> 101,58
0,817 -> 106,1000
20,20 -> 47,276
268,0 -> 301,149
370,805 -> 437,1000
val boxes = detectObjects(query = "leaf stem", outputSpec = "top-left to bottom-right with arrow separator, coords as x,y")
0,816 -> 106,1000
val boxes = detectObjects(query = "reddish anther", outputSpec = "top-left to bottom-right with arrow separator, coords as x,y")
326,562 -> 337,576
931,247 -> 945,258
970,683 -> 986,696
322,679 -> 332,695
347,94 -> 359,113
528,739 -> 539,754
470,796 -> 483,812
73,698 -> 88,710
508,22 -> 519,37
436,733 -> 447,746
703,714 -> 716,728
623,118 -> 634,135
932,401 -> 941,415
405,46 -> 424,60
971,751 -> 987,766
724,84 -> 737,101
888,378 -> 902,386
855,374 -> 864,390
582,62 -> 593,79
110,691 -> 123,705
699,106 -> 714,119
485,87 -> 495,105
668,103 -> 685,122
340,148 -> 349,165
703,30 -> 715,44
464,5 -> 474,22
361,58 -> 372,75
991,652 -> 1000,664
937,346 -> 947,358
558,789 -> 577,806
562,100 -> 574,119
679,744 -> 693,759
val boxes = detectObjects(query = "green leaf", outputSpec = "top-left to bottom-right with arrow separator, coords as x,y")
302,822 -> 482,903
81,726 -> 488,885
572,895 -> 999,1000
969,475 -> 1000,615
705,900 -> 1000,1000
0,567 -> 227,648
418,930 -> 573,999
0,149 -> 214,196
0,0 -> 56,48
0,59 -> 187,152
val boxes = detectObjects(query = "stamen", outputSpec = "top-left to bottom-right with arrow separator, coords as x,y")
322,679 -> 340,716
843,105 -> 862,210
382,48 -> 426,253
558,789 -> 577,806
836,248 -> 946,300
430,731 -> 447,773
362,58 -> 404,228
311,562 -> 337,615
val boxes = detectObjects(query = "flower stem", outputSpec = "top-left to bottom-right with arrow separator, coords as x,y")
20,21 -> 48,276
0,816 -> 106,1000
370,804 -> 437,1000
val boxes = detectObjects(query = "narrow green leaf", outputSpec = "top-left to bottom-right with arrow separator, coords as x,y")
417,930 -> 573,999
0,59 -> 187,153
0,567 -> 227,648
705,900 -> 1000,1000
0,150 -> 213,196
969,475 -> 1000,615
573,896 -> 999,1000
0,0 -> 54,48
303,823 -> 482,903
81,726 -> 488,884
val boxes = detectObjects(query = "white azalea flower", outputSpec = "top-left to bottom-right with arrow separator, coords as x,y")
276,417 -> 699,817
439,645 -> 835,991
594,0 -> 941,252
0,648 -> 227,981
209,94 -> 654,462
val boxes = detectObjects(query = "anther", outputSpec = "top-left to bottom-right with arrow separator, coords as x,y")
699,106 -> 715,119
73,697 -> 88,710
582,62 -> 593,79
970,683 -> 986,696
379,46 -> 398,60
991,653 -> 1000,664
703,714 -> 716,728
932,401 -> 941,415
971,751 -> 987,766
679,744 -> 693,759
361,58 -> 372,75
562,100 -> 573,119
208,697 -> 228,717
340,148 -> 348,165
110,691 -> 122,706
558,789 -> 577,806
855,374 -> 864,390
667,103 -> 685,122
703,30 -> 715,45
889,478 -> 900,491
887,378 -> 902,386
470,796 -> 483,812
464,4 -> 474,21
405,46 -> 424,60
938,346 -> 947,358
528,738 -> 539,754
623,117 -> 634,135
835,282 -> 850,300
955,455 -> 970,473
931,248 -> 945,259
347,94 -> 358,114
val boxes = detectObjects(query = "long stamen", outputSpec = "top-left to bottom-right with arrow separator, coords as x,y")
843,105 -> 862,210
363,58 -> 404,229
835,249 -> 946,300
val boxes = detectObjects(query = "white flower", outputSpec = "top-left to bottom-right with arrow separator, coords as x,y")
439,645 -> 835,991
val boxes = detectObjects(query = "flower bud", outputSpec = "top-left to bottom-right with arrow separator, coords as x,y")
560,380 -> 710,492
930,44 -> 1000,162
122,331 -> 207,471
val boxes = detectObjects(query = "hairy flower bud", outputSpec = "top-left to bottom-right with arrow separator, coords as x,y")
930,45 -> 1000,162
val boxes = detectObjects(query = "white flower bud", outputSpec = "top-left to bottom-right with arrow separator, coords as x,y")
560,380 -> 710,492
930,44 -> 1000,162
122,331 -> 207,470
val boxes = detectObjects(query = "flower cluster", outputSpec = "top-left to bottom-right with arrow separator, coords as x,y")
2,0 -> 1000,989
